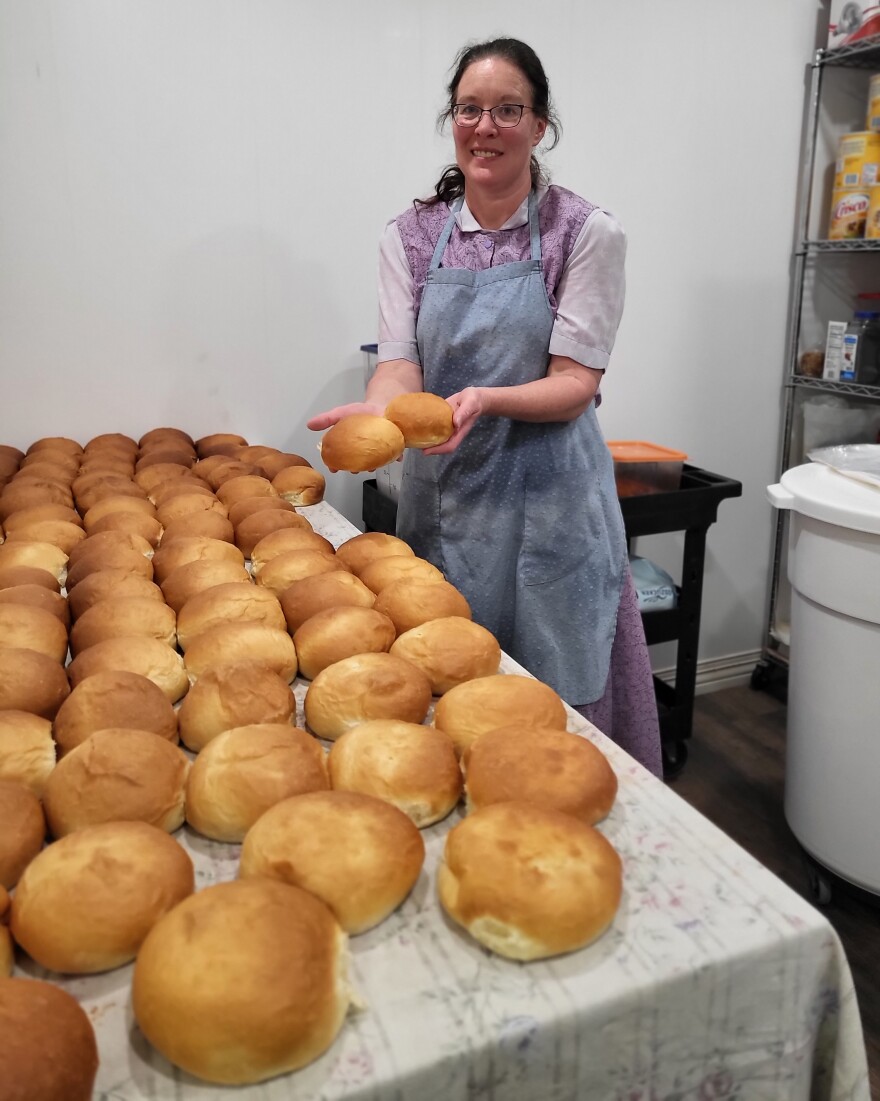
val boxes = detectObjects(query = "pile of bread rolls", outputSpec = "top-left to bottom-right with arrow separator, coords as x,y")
0,426 -> 624,1094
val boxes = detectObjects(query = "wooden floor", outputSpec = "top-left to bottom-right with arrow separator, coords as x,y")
669,684 -> 879,1099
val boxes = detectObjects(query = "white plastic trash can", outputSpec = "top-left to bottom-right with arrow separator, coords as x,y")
767,461 -> 880,896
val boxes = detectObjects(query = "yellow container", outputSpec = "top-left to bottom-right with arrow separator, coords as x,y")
828,187 -> 871,239
866,184 -> 880,238
833,130 -> 880,189
867,74 -> 880,131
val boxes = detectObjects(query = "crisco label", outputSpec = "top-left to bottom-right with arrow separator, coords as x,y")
828,188 -> 870,238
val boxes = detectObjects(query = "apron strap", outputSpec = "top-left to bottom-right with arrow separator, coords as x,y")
428,192 -> 542,272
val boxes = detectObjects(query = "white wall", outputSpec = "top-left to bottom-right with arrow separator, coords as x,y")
0,0 -> 828,671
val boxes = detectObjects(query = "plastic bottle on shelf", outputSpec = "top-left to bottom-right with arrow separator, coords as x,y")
851,294 -> 880,385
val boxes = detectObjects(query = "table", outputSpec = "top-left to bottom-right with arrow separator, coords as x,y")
13,502 -> 869,1101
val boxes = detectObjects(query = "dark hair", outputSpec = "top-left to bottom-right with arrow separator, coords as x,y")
418,37 -> 561,207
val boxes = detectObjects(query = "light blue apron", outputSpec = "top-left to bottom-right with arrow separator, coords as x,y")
396,192 -> 626,703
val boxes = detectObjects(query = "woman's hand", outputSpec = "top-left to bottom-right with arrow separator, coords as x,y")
306,401 -> 384,432
422,387 -> 485,455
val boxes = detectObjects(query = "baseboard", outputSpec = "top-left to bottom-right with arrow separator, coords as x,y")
653,649 -> 763,696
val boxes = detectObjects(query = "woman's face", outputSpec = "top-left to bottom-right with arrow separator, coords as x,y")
452,57 -> 547,200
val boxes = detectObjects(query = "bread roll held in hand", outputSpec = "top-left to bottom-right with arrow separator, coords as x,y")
279,570 -> 376,634
67,637 -> 189,703
304,652 -> 432,741
359,554 -> 444,594
177,661 -> 296,752
53,670 -> 178,756
185,723 -> 329,842
433,673 -> 568,756
384,392 -> 454,448
11,821 -> 194,973
271,465 -> 325,506
69,596 -> 177,656
0,977 -> 98,1100
43,728 -> 189,838
0,711 -> 56,795
390,616 -> 501,695
132,879 -> 351,1085
463,724 -> 618,824
318,414 -> 404,473
240,790 -> 424,934
0,603 -> 69,664
0,780 -> 46,888
184,623 -> 298,684
328,719 -> 461,827
334,531 -> 413,576
437,801 -> 623,961
294,606 -> 396,680
0,649 -> 70,720
176,581 -> 285,651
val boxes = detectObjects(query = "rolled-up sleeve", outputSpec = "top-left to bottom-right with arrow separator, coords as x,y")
377,221 -> 421,366
548,209 -> 627,372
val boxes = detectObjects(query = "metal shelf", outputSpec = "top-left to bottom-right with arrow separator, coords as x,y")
818,36 -> 880,68
787,375 -> 880,397
800,238 -> 880,254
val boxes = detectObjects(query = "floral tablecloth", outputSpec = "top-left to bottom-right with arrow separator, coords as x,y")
15,502 -> 870,1101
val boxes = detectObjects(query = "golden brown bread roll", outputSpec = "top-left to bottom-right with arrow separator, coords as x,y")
359,554 -> 445,594
256,451 -> 314,480
0,651 -> 69,720
0,444 -> 24,464
0,976 -> 98,1099
159,508 -> 235,546
4,520 -> 86,556
196,432 -> 249,458
304,652 -> 432,741
27,436 -> 82,458
69,596 -> 177,655
384,391 -> 455,448
1,503 -> 81,532
132,879 -> 351,1085
139,426 -> 195,450
66,529 -> 153,570
0,711 -> 56,796
135,448 -> 195,471
226,494 -> 296,527
77,454 -> 134,477
176,582 -> 285,651
43,728 -> 190,837
0,780 -> 46,888
215,474 -> 276,507
151,534 -> 244,584
11,821 -> 194,972
177,660 -> 296,752
67,569 -> 165,621
233,508 -> 312,557
463,725 -> 618,824
241,790 -> 424,934
438,801 -> 623,960
73,475 -> 147,514
148,477 -> 213,507
294,606 -> 396,680
433,673 -> 568,756
0,541 -> 68,586
86,507 -> 164,547
53,670 -> 178,755
0,565 -> 59,592
67,637 -> 189,702
65,544 -> 153,590
159,557 -> 250,614
190,453 -> 234,481
254,548 -> 342,596
374,576 -> 472,635
155,493 -> 228,529
0,604 -> 68,664
20,447 -> 78,471
134,460 -> 196,493
86,431 -> 138,455
202,458 -> 262,488
234,444 -> 279,465
0,481 -> 74,523
328,719 -> 461,827
0,926 -> 11,977
81,493 -> 156,531
278,569 -> 376,634
0,584 -> 70,629
318,415 -> 405,474
389,616 -> 501,694
185,723 -> 329,842
183,624 -> 297,684
250,527 -> 334,572
271,465 -> 326,506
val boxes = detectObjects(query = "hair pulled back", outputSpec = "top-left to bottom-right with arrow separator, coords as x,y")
419,37 -> 561,208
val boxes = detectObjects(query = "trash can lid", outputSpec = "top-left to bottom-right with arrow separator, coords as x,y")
767,462 -> 880,534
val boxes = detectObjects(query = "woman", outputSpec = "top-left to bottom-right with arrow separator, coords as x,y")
308,37 -> 662,776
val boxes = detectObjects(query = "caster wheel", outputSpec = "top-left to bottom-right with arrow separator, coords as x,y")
662,739 -> 689,779
805,860 -> 833,906
750,662 -> 771,691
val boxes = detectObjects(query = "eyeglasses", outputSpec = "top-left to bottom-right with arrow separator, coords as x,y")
451,103 -> 533,128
